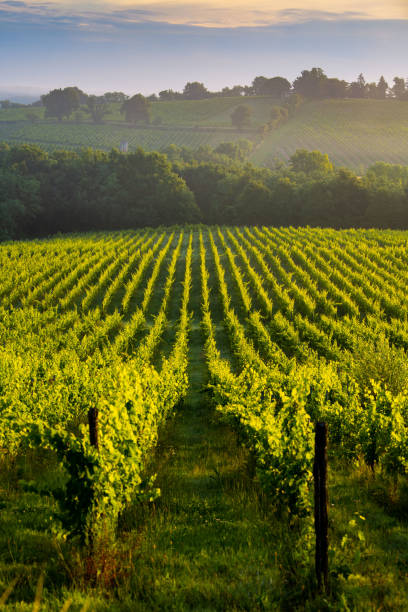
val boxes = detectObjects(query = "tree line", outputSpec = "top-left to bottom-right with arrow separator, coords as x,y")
3,67 -> 407,124
1,141 -> 408,240
157,70 -> 408,102
37,88 -> 302,130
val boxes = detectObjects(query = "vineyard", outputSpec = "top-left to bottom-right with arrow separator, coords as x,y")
1,227 -> 408,609
0,122 -> 247,154
1,98 -> 408,170
253,99 -> 408,170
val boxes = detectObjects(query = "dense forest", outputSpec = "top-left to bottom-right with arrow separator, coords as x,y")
1,141 -> 408,240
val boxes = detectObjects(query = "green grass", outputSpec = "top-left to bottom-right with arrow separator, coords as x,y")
0,107 -> 45,122
2,367 -> 408,609
126,332 -> 285,611
252,99 -> 408,171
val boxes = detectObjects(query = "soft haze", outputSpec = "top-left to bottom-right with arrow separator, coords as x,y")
1,0 -> 407,97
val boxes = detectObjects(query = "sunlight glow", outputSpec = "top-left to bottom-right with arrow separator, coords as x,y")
4,0 -> 407,28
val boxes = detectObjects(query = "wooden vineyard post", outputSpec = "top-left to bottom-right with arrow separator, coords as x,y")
87,407 -> 99,564
88,407 -> 99,449
314,421 -> 329,592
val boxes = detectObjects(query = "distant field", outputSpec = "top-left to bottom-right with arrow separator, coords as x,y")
253,99 -> 408,170
0,96 -> 274,153
149,96 -> 280,127
0,121 -> 247,152
0,96 -> 277,127
1,98 -> 408,169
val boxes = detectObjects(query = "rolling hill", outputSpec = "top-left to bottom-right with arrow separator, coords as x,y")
0,97 -> 407,170
253,99 -> 408,171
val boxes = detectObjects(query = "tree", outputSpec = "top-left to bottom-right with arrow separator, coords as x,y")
366,161 -> 408,185
180,163 -> 230,223
392,77 -> 406,100
357,73 -> 367,91
121,94 -> 151,124
103,92 -> 128,103
182,82 -> 209,100
289,149 -> 334,175
268,76 -> 291,98
0,164 -> 42,239
252,76 -> 269,96
161,144 -> 185,163
325,78 -> 348,98
293,68 -> 327,98
7,143 -> 49,174
71,86 -> 88,104
231,105 -> 251,130
252,76 -> 291,98
377,76 -> 389,99
214,140 -> 253,162
41,87 -> 81,121
269,176 -> 298,225
284,93 -> 303,116
86,95 -> 110,124
328,168 -> 369,226
220,85 -> 245,97
159,89 -> 178,101
367,76 -> 389,99
112,150 -> 200,225
236,179 -> 272,225
348,74 -> 367,98
366,82 -> 378,99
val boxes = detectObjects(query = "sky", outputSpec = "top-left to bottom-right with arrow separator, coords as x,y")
0,0 -> 407,98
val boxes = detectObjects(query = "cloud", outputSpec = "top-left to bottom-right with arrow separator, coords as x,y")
0,0 -> 406,30
1,6 -> 407,97
276,8 -> 367,22
1,1 -> 28,6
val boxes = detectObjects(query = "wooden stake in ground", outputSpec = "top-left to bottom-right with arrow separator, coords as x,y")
88,407 -> 99,450
87,407 -> 99,562
314,421 -> 328,592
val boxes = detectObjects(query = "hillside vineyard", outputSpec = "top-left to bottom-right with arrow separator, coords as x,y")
2,227 -> 408,532
2,98 -> 408,170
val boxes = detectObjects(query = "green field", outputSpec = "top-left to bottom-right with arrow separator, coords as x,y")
0,96 -> 277,127
2,227 -> 408,610
148,96 -> 281,127
0,121 -> 248,153
0,96 -> 272,153
253,99 -> 408,170
1,97 -> 408,169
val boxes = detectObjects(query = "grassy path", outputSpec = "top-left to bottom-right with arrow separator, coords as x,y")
129,320 -> 283,611
127,238 -> 285,611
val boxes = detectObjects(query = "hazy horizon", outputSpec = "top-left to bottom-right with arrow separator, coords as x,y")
1,0 -> 407,97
